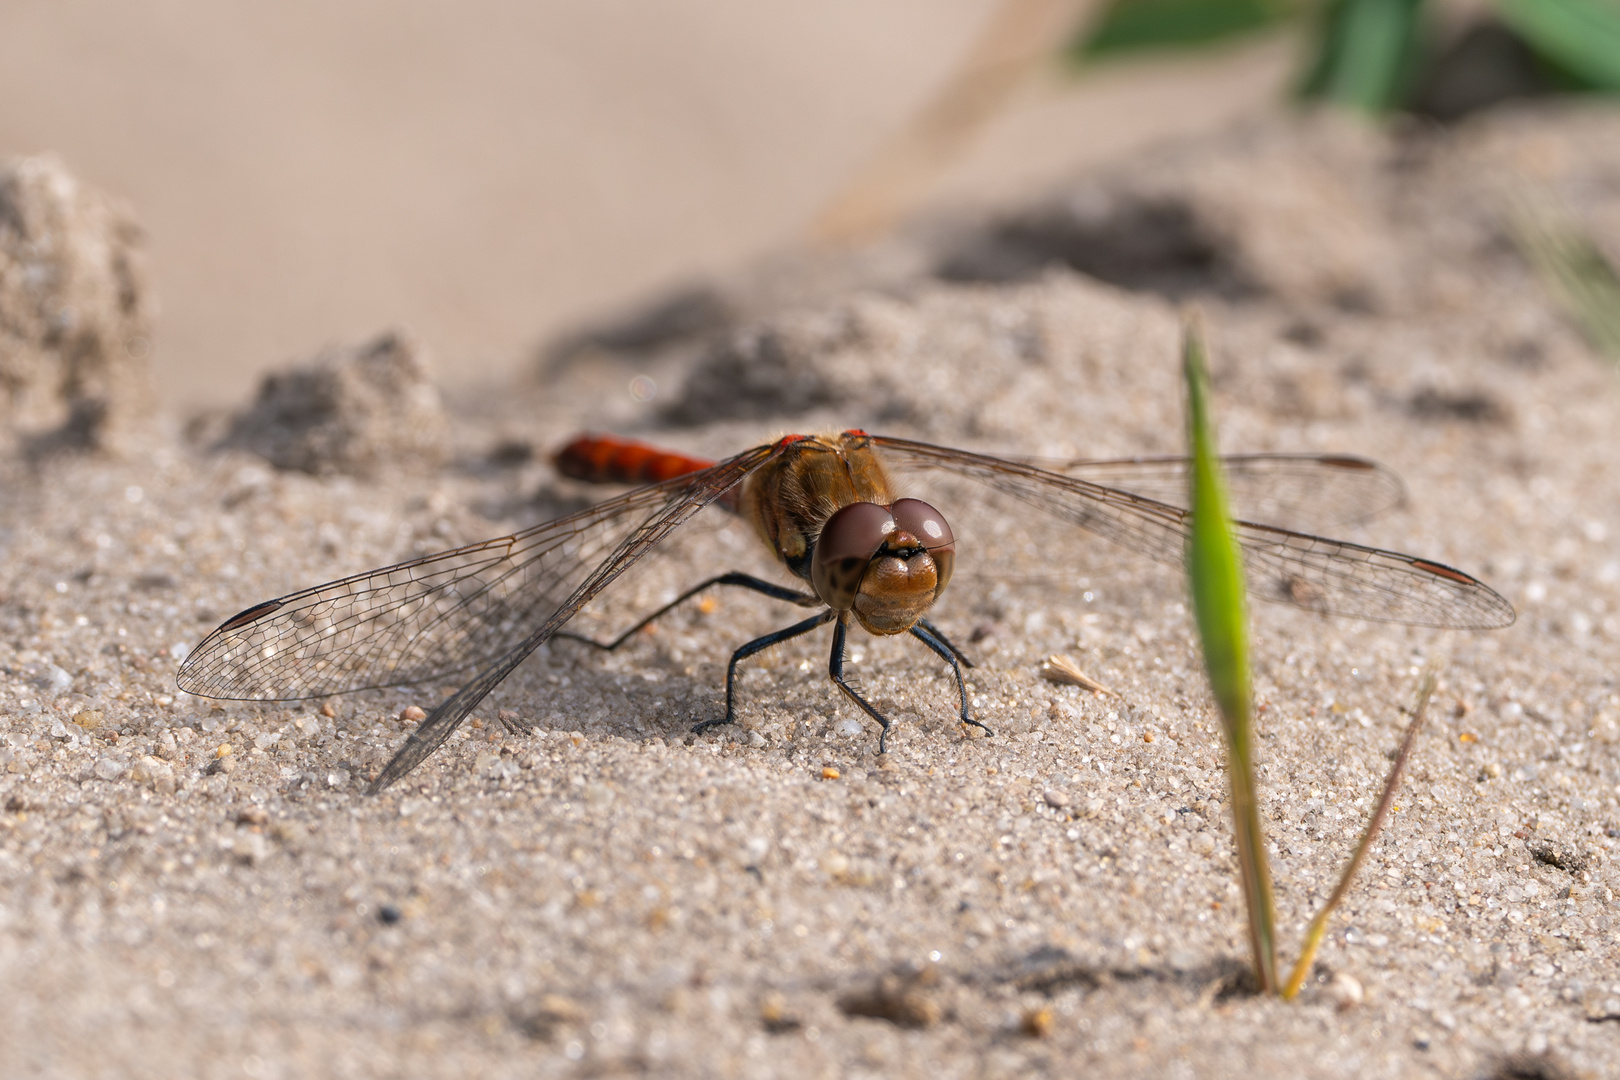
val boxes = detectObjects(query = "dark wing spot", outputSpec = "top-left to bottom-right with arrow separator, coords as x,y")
218,600 -> 285,631
1316,455 -> 1377,472
1408,559 -> 1477,585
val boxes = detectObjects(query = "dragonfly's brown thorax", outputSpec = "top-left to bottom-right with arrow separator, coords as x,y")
738,431 -> 956,636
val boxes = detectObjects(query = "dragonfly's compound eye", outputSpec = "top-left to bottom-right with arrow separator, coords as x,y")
812,501 -> 895,610
889,498 -> 955,595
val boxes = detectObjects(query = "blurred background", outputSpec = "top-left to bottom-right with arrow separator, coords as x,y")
1,0 -> 1612,411
0,1 -> 1288,409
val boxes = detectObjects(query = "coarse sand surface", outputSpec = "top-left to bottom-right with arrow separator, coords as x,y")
3,106 -> 1620,1078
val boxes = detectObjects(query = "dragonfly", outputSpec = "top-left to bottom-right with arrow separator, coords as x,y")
176,430 -> 1515,792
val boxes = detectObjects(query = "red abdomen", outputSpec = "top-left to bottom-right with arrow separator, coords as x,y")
553,434 -> 717,486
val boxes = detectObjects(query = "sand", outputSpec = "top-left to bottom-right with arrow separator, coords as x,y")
3,104 -> 1620,1078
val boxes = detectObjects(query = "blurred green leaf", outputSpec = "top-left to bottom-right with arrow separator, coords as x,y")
1070,0 -> 1298,60
1298,0 -> 1426,111
1494,0 -> 1620,91
1183,318 -> 1278,994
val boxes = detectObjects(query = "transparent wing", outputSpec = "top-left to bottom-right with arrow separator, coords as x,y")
874,435 -> 1514,630
1025,453 -> 1406,531
177,440 -> 783,702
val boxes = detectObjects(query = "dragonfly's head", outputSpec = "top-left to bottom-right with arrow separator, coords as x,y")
812,498 -> 955,635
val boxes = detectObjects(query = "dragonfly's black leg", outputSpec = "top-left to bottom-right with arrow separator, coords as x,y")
554,572 -> 820,651
914,616 -> 975,670
910,622 -> 993,737
692,608 -> 837,738
826,613 -> 904,753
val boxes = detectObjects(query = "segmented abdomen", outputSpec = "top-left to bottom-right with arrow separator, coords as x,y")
553,434 -> 717,486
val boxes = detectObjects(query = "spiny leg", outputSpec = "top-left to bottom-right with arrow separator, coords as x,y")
910,623 -> 993,737
826,613 -> 905,753
915,617 -> 975,670
692,608 -> 837,738
553,572 -> 820,651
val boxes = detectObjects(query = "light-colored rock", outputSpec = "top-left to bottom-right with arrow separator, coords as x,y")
0,154 -> 154,453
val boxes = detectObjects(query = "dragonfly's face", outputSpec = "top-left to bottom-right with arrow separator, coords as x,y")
812,498 -> 956,635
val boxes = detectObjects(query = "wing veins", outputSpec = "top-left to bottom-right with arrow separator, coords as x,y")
873,436 -> 1513,630
364,441 -> 782,789
177,453 -> 768,700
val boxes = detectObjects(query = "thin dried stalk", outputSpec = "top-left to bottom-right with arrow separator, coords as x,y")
809,0 -> 1096,245
1281,667 -> 1438,999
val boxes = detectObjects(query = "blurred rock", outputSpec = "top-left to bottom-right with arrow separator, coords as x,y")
586,106 -> 1620,443
933,117 -> 1404,312
0,154 -> 155,454
1412,19 -> 1553,122
541,282 -> 733,367
663,309 -> 855,425
216,329 -> 449,476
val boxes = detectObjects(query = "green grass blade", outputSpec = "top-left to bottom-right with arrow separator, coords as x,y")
1282,669 -> 1438,999
1494,0 -> 1620,91
1297,0 -> 1427,112
1069,0 -> 1298,60
1512,193 -> 1620,363
1183,317 -> 1278,994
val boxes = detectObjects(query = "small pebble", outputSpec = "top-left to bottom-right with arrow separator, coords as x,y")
132,755 -> 176,795
320,702 -> 337,719
760,992 -> 802,1033
838,972 -> 941,1029
93,757 -> 125,781
71,710 -> 102,731
400,705 -> 427,722
821,766 -> 840,780
1327,972 -> 1364,1011
1020,1006 -> 1054,1038
233,832 -> 269,864
531,993 -> 584,1026
377,903 -> 402,925
31,664 -> 73,695
1042,789 -> 1070,810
